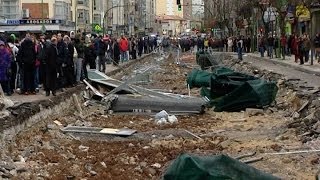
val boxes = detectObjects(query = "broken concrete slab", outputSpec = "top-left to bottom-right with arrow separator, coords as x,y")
61,126 -> 137,136
245,108 -> 264,117
108,95 -> 205,114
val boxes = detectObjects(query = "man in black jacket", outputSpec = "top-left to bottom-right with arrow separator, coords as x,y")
17,33 -> 36,95
45,37 -> 58,96
37,34 -> 48,91
57,33 -> 68,89
63,35 -> 75,87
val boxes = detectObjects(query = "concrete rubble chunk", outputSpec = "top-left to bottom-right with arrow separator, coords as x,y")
292,112 -> 300,119
78,145 -> 89,152
245,108 -> 264,117
155,110 -> 169,120
151,163 -> 161,169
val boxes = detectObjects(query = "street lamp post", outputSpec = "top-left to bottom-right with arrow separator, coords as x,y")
102,5 -> 123,36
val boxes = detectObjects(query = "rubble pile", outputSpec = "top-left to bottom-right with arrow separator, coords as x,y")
219,54 -> 320,143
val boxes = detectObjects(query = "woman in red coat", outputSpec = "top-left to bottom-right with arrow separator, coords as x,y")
291,35 -> 299,63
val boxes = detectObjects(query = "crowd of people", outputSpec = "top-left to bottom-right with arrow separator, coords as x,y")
257,33 -> 320,65
0,32 -> 161,97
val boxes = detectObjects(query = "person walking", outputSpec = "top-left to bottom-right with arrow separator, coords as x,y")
0,41 -> 11,95
45,37 -> 58,96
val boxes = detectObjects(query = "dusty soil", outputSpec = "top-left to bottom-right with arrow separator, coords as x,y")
1,51 -> 319,180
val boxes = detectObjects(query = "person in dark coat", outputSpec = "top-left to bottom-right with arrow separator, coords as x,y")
113,38 -> 120,66
56,33 -> 68,89
83,39 -> 96,79
37,34 -> 48,91
63,35 -> 75,87
17,33 -> 36,94
138,37 -> 144,57
131,38 -> 137,60
45,37 -> 58,96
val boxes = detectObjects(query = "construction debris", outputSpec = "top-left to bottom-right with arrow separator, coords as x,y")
187,67 -> 278,112
163,153 -> 279,180
61,126 -> 137,136
86,70 -> 206,115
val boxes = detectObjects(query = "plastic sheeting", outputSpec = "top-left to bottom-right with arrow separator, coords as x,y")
187,67 -> 278,112
163,153 -> 280,180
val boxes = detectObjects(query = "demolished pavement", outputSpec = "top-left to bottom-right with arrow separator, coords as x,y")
85,69 -> 206,115
0,52 -> 318,179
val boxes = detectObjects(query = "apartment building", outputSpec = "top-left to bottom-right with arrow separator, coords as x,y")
0,0 -> 21,19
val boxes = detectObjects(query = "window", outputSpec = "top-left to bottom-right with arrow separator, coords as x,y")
55,1 -> 70,20
93,14 -> 101,24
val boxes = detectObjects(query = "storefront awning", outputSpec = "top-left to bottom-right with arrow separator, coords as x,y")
0,24 -> 74,32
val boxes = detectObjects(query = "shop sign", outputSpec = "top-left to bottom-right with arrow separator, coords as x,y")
6,19 -> 62,25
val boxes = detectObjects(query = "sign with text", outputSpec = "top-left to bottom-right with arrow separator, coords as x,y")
6,19 -> 62,25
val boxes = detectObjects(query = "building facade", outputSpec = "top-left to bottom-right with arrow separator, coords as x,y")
156,0 -> 183,17
0,0 -> 21,19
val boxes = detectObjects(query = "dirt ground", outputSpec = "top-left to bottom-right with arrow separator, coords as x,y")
2,51 -> 319,180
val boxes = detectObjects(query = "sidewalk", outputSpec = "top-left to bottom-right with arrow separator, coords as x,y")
9,53 -> 154,104
248,53 -> 320,76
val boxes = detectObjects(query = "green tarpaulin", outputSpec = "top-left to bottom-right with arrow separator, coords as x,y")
163,153 -> 280,180
187,67 -> 278,112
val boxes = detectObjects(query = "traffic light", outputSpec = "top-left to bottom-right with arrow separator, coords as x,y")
177,0 -> 181,4
178,4 -> 182,11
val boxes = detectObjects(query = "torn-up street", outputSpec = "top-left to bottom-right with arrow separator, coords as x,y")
1,49 -> 320,179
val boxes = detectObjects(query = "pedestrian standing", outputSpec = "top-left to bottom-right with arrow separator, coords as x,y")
259,36 -> 266,57
291,35 -> 299,63
138,37 -> 144,57
113,38 -> 120,66
63,35 -> 75,87
83,37 -> 95,79
18,33 -> 36,95
298,36 -> 305,65
74,36 -> 84,83
237,37 -> 243,61
303,35 -> 311,63
131,38 -> 137,60
37,34 -> 48,91
313,33 -> 320,63
33,37 -> 40,92
0,41 -> 11,95
7,36 -> 18,94
45,37 -> 58,96
94,35 -> 107,72
227,37 -> 233,52
280,34 -> 287,60
119,35 -> 129,63
267,34 -> 275,59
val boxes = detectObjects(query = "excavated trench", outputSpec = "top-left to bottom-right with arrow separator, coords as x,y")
0,51 -> 319,179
